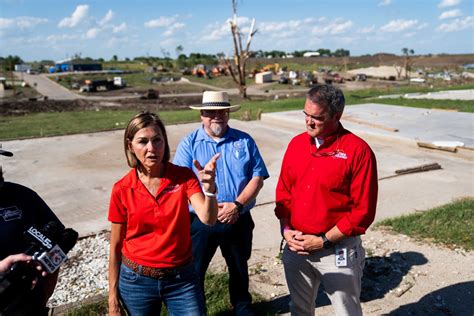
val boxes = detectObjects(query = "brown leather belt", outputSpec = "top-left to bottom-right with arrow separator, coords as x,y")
122,256 -> 190,280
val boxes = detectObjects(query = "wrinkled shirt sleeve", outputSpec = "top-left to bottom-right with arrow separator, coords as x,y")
274,143 -> 293,220
336,146 -> 378,236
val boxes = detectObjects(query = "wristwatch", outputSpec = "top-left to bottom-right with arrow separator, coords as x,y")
322,234 -> 333,249
234,201 -> 244,213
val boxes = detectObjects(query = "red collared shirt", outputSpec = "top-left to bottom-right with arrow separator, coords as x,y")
275,125 -> 378,236
108,162 -> 201,268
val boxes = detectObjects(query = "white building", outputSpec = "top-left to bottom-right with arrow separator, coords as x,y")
303,52 -> 320,57
255,71 -> 273,84
14,64 -> 31,72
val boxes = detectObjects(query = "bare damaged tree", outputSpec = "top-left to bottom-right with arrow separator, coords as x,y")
223,0 -> 257,98
402,48 -> 415,79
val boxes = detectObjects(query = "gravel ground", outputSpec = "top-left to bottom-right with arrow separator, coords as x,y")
47,233 -> 109,307
47,229 -> 473,315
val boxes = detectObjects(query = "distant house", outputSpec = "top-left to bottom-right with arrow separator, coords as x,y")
14,64 -> 31,72
55,59 -> 102,72
303,52 -> 320,58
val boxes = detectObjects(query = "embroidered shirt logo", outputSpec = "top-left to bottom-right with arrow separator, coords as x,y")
162,184 -> 181,194
333,151 -> 347,159
0,206 -> 23,221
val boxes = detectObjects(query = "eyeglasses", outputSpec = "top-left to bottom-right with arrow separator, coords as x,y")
201,110 -> 229,117
303,111 -> 328,123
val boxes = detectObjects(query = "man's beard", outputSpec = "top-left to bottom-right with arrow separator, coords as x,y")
210,123 -> 225,137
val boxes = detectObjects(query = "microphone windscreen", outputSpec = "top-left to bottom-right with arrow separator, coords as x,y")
58,228 -> 79,254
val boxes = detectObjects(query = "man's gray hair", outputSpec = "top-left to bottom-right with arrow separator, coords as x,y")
306,84 -> 345,117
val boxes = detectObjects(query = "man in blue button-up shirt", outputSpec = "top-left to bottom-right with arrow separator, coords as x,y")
173,91 -> 269,315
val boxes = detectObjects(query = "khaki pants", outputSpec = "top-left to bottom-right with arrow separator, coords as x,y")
282,236 -> 365,316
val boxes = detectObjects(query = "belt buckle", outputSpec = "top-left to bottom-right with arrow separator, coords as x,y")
153,269 -> 168,279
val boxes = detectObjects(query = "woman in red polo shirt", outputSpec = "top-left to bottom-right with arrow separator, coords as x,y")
108,112 -> 219,315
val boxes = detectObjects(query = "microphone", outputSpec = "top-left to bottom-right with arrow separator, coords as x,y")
0,222 -> 78,311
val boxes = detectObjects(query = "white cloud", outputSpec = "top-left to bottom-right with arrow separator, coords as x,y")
439,9 -> 463,19
417,22 -> 429,30
58,5 -> 89,28
0,18 -> 14,29
312,19 -> 353,35
46,34 -> 78,42
202,16 -> 251,41
378,0 -> 392,6
437,16 -> 474,32
113,22 -> 127,33
259,20 -> 303,32
144,16 -> 177,28
86,27 -> 100,39
0,17 -> 48,29
163,23 -> 185,36
380,19 -> 419,32
358,25 -> 376,34
438,0 -> 461,8
99,10 -> 114,26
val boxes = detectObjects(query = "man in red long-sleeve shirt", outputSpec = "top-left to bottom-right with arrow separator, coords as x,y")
275,84 -> 378,315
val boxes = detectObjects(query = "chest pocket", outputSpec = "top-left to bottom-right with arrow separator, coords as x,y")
317,159 -> 350,193
231,141 -> 248,176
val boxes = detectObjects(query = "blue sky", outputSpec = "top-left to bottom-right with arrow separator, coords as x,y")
1,0 -> 473,61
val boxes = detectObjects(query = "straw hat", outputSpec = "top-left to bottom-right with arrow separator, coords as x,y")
189,91 -> 240,112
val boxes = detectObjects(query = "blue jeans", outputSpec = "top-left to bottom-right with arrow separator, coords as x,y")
191,211 -> 254,315
118,262 -> 205,316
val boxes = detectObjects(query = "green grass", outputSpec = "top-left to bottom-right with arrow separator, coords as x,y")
0,109 -> 201,140
65,272 -> 264,315
2,94 -> 473,140
1,84 -> 473,140
184,75 -> 237,89
376,197 -> 474,250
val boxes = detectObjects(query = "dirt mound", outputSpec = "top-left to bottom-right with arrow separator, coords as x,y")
0,96 -> 203,116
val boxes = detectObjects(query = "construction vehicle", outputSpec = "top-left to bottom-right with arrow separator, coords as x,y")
79,76 -> 126,92
211,65 -> 228,77
249,63 -> 280,78
262,63 -> 280,74
192,64 -> 211,78
323,72 -> 344,84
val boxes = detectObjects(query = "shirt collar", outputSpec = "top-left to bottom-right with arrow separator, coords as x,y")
308,123 -> 345,149
129,163 -> 171,192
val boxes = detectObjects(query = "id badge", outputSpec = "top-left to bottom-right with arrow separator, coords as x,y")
335,246 -> 348,267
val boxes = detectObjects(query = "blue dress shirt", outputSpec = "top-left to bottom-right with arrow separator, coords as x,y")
173,125 -> 269,214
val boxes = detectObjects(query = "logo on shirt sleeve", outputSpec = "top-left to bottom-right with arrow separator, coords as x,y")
0,206 -> 23,222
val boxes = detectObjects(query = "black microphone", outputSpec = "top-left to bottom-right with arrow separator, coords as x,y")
0,222 -> 78,311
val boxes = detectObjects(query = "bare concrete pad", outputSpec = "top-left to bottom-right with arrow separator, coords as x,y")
404,89 -> 474,100
2,106 -> 473,240
262,103 -> 474,147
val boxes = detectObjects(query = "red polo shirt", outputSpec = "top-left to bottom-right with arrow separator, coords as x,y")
108,162 -> 202,268
275,125 -> 378,236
